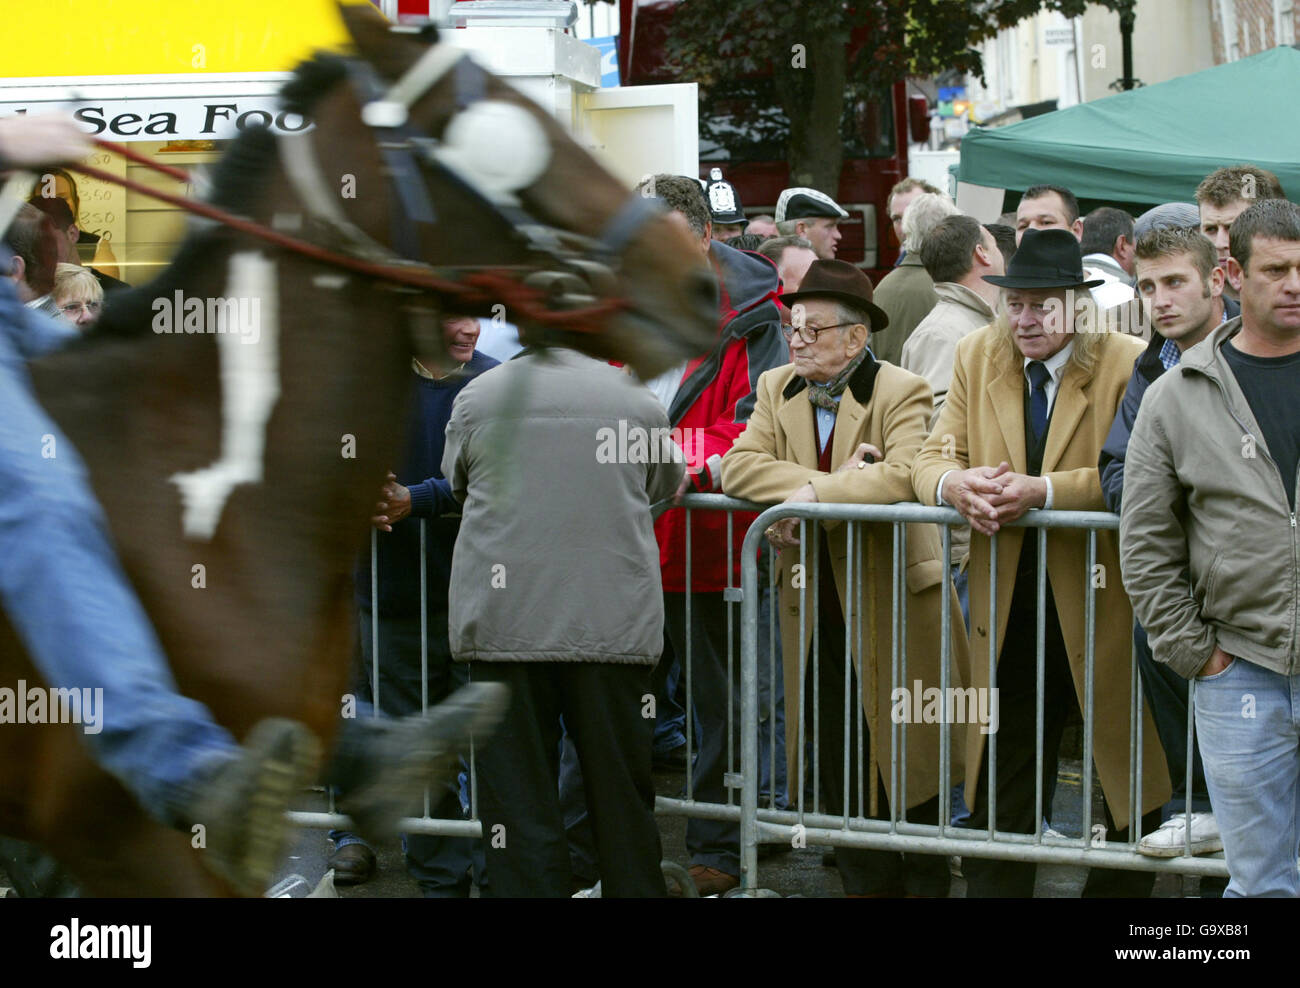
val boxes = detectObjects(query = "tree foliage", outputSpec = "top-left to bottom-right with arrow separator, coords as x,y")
663,0 -> 1131,192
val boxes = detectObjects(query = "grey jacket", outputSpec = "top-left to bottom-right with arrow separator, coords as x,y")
1120,317 -> 1300,679
443,348 -> 684,665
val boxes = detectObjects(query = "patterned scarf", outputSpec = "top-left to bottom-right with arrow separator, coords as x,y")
806,349 -> 868,411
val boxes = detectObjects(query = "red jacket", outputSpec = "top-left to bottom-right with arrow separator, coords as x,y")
656,242 -> 788,593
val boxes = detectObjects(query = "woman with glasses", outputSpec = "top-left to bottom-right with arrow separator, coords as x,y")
52,262 -> 102,330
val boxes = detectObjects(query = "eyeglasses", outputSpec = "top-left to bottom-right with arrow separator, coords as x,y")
780,321 -> 858,344
60,300 -> 101,316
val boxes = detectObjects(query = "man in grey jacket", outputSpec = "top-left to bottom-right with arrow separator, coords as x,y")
1121,199 -> 1300,897
443,347 -> 685,896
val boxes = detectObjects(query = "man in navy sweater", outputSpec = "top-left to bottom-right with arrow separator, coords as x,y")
329,316 -> 499,893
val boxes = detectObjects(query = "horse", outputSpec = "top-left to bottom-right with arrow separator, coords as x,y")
0,3 -> 715,896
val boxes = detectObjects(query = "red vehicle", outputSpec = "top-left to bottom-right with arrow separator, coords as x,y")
618,0 -> 928,279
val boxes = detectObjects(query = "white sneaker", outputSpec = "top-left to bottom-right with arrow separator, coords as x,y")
1139,812 -> 1222,858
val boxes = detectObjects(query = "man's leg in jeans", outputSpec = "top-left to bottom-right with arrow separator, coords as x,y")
0,357 -> 240,825
649,636 -> 687,760
359,609 -> 475,897
664,590 -> 741,877
1193,659 -> 1300,898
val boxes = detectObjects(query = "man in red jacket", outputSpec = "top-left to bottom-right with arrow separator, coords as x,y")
636,174 -> 789,894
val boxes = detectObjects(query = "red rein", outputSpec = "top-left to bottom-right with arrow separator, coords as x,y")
69,137 -> 624,334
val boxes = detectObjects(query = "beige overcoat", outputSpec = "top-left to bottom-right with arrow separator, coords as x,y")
912,326 -> 1170,829
722,358 -> 968,810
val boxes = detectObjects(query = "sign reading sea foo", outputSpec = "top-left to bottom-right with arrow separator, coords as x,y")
1,98 -> 312,142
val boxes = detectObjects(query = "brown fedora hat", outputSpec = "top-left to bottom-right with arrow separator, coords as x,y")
780,259 -> 890,333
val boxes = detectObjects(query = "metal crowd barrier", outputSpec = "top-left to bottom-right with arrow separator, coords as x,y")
288,497 -> 1229,896
722,495 -> 1229,893
288,520 -> 483,839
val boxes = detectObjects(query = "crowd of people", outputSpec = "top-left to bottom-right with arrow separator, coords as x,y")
4,109 -> 1300,898
330,158 -> 1300,900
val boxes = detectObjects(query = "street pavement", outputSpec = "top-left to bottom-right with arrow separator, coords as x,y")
0,758 -> 1209,898
281,756 -> 1200,899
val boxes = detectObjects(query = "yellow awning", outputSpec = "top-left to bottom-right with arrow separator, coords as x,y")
2,0 -> 370,78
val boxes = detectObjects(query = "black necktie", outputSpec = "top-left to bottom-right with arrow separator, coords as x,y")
1027,361 -> 1051,445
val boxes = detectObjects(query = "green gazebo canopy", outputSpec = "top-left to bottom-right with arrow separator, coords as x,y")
959,46 -> 1300,205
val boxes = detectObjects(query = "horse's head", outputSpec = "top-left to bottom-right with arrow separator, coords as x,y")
334,2 -> 716,377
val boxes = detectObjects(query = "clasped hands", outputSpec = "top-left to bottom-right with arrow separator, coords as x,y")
940,462 -> 1047,537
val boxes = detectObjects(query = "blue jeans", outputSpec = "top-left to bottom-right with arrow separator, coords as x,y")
0,293 -> 237,826
1193,657 -> 1300,897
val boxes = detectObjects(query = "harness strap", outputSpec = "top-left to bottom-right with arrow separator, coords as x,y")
346,58 -> 438,261
359,42 -> 467,129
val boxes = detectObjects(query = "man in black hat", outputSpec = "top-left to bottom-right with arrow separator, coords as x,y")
913,229 -> 1169,897
704,168 -> 748,242
723,260 -> 969,897
775,187 -> 848,261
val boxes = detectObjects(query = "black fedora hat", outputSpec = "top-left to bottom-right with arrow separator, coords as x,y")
983,227 -> 1104,290
781,259 -> 889,333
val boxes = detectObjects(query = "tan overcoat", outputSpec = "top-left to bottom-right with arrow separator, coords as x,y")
722,358 -> 968,810
911,325 -> 1169,829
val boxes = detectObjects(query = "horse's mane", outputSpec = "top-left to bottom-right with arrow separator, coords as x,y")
89,55 -> 352,341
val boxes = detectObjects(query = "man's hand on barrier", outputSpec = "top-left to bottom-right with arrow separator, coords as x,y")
0,114 -> 93,168
672,471 -> 692,505
1197,645 -> 1235,678
941,464 -> 1008,537
766,483 -> 818,551
372,471 -> 411,532
987,471 -> 1048,525
836,443 -> 881,472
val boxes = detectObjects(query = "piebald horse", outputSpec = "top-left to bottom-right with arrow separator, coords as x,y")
0,4 -> 714,895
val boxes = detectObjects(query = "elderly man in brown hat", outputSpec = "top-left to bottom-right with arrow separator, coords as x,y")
722,260 -> 968,897
912,228 -> 1169,897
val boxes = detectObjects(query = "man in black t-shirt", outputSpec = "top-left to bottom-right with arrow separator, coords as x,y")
1122,199 -> 1300,896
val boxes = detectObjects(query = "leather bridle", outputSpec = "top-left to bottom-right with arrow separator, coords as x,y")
62,38 -> 666,338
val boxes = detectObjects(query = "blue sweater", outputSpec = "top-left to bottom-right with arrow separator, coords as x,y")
355,351 -> 498,617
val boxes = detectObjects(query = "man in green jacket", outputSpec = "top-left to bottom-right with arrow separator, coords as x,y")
1121,199 -> 1300,897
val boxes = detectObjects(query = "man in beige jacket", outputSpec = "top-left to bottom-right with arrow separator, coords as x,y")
912,229 -> 1169,897
722,260 -> 968,897
901,213 -> 1005,642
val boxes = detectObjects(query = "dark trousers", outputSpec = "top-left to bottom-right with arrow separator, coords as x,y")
963,572 -> 1160,898
810,604 -> 951,897
662,590 -> 742,874
358,609 -> 476,896
1134,621 -> 1212,812
471,661 -> 666,898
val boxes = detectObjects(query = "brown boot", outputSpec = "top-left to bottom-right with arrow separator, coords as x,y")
689,865 -> 739,896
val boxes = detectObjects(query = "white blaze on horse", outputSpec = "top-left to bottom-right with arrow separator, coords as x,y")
0,3 -> 715,896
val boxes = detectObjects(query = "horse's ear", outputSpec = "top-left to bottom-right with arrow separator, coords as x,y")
336,1 -> 429,82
